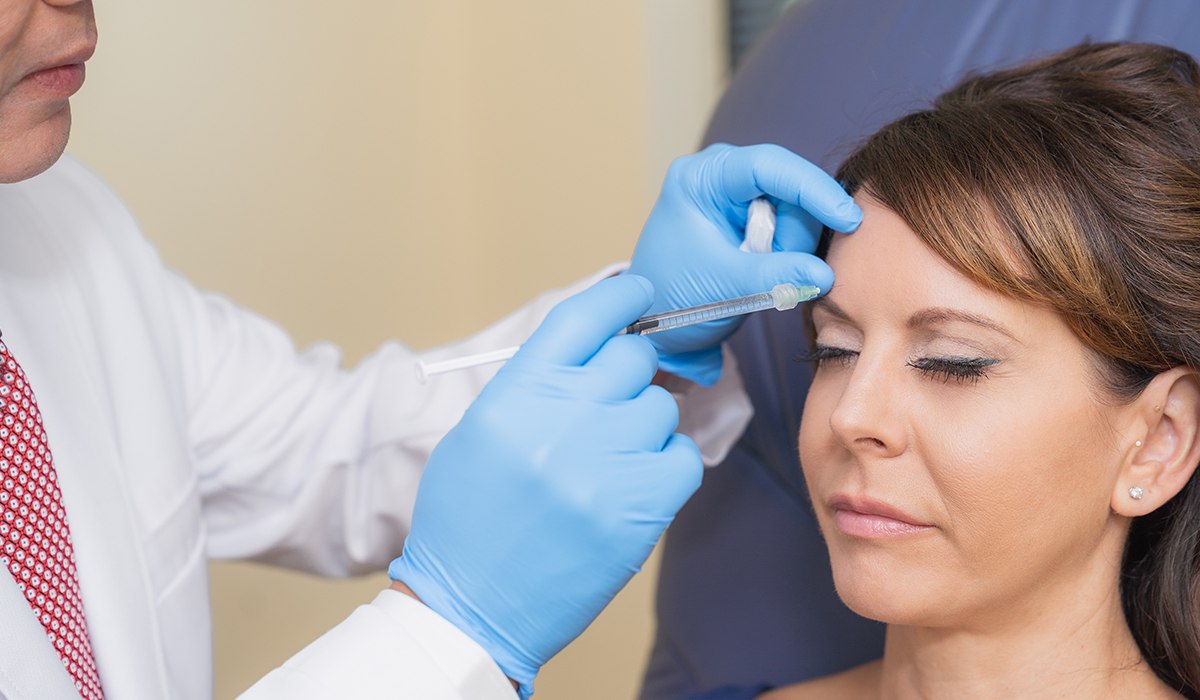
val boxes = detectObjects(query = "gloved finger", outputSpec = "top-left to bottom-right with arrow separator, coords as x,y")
654,432 -> 703,510
607,384 -> 680,452
771,201 -> 824,254
717,144 -> 862,232
609,431 -> 704,518
739,251 -> 835,299
582,334 -> 659,401
520,274 -> 655,367
655,347 -> 723,387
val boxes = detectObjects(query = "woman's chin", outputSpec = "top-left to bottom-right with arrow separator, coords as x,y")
827,550 -> 956,627
833,580 -> 919,625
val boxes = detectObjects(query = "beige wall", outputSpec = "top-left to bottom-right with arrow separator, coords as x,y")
69,2 -> 726,698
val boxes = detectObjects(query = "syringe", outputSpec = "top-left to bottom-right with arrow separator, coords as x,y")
416,282 -> 820,381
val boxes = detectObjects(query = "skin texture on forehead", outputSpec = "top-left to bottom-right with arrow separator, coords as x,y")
0,0 -> 96,183
797,195 -> 1132,630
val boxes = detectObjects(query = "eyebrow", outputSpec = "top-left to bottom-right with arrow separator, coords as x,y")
906,307 -> 1018,341
811,298 -> 1019,342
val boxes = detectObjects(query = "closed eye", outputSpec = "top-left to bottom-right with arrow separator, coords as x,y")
906,356 -> 999,385
796,344 -> 858,367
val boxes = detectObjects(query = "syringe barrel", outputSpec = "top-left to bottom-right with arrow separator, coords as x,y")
626,291 -> 777,335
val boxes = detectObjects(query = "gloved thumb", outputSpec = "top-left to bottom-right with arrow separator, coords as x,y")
519,274 -> 655,367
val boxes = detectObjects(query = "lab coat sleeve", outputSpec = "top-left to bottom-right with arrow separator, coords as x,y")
173,262 -> 617,574
240,589 -> 518,699
171,260 -> 751,576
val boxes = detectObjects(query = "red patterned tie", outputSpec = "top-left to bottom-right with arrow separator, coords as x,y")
0,336 -> 104,699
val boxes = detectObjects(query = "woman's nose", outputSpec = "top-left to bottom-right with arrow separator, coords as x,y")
827,355 -> 909,459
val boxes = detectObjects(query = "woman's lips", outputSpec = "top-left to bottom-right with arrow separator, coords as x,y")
23,63 -> 86,98
829,495 -> 934,539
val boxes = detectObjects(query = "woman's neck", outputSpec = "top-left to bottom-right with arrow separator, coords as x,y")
875,550 -> 1172,699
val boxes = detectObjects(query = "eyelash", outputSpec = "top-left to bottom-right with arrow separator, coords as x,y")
906,356 -> 999,385
796,345 -> 857,367
797,345 -> 1000,385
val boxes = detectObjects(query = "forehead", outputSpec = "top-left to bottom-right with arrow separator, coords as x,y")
822,195 -> 1051,337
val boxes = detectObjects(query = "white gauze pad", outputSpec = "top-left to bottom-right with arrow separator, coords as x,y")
740,197 -> 776,253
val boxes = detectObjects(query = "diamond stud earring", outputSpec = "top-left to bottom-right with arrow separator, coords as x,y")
1129,486 -> 1145,500
1135,440 -> 1143,447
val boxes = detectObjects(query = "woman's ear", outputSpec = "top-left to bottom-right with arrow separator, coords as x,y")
1113,368 -> 1200,516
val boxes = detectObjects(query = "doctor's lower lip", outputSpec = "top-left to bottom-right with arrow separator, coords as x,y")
23,64 -> 86,97
833,508 -> 934,539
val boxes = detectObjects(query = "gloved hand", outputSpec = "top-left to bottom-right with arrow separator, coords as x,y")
627,142 -> 863,385
388,275 -> 702,699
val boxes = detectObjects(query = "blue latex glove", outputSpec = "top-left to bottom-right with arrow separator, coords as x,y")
389,275 -> 702,699
627,142 -> 863,385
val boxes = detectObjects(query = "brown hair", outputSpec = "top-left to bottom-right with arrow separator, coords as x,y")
830,42 -> 1200,696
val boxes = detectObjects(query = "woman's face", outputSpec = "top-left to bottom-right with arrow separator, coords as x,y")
798,196 -> 1132,628
0,0 -> 95,183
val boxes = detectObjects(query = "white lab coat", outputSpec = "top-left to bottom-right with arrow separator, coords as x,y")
0,157 -> 750,699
